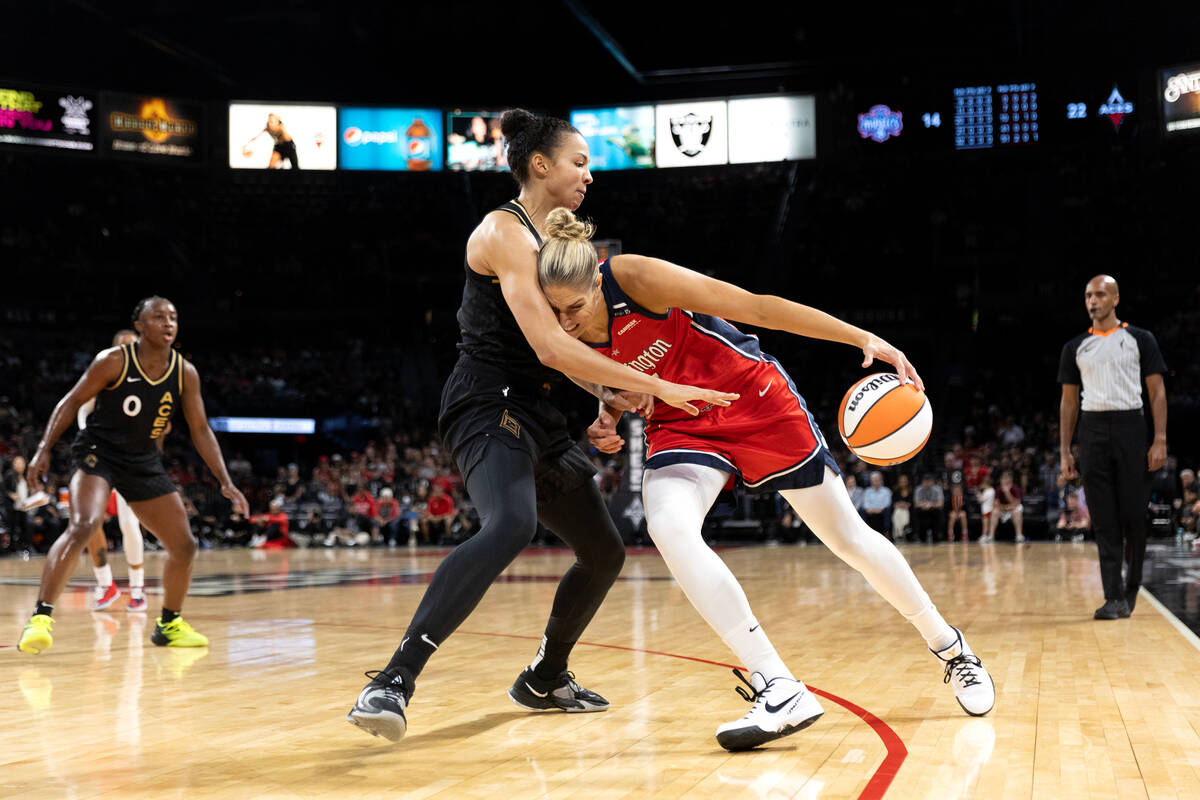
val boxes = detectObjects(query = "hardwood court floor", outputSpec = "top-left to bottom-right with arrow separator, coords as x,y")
3,541 -> 1200,799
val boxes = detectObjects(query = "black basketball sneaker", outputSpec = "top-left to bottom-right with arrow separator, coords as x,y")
507,667 -> 610,712
346,667 -> 414,741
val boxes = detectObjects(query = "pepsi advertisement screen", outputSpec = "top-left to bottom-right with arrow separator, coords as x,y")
102,93 -> 203,161
570,106 -> 655,171
0,84 -> 97,151
339,108 -> 443,171
1162,64 -> 1200,134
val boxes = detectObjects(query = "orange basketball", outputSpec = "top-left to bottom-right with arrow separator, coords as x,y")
837,372 -> 932,466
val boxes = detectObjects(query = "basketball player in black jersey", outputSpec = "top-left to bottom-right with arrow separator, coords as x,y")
347,109 -> 737,741
18,297 -> 249,654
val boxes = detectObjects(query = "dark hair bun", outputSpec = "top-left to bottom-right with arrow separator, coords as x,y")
500,108 -> 537,141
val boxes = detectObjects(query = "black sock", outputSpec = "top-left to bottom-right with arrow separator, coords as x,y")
532,630 -> 574,681
34,601 -> 53,618
161,608 -> 180,624
385,630 -> 438,680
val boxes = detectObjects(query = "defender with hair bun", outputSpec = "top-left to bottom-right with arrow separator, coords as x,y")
347,110 -> 738,743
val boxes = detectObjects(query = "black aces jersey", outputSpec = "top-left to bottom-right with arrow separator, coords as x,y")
83,344 -> 184,453
455,199 -> 560,386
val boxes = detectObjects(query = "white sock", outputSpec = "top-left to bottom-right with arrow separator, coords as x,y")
94,564 -> 113,588
780,468 -> 958,652
128,566 -> 145,599
643,464 -> 797,684
718,618 -> 794,682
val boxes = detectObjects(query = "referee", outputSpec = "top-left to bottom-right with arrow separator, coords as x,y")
1059,274 -> 1167,620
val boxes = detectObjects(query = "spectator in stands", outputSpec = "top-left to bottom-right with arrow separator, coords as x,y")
348,483 -> 381,544
844,474 -> 864,515
978,475 -> 996,544
861,471 -> 892,535
997,416 -> 1025,448
250,498 -> 293,548
284,463 -> 306,502
965,454 -> 990,491
995,471 -> 1026,543
913,474 -> 945,544
377,487 -> 406,546
229,452 -> 253,481
891,473 -> 913,543
421,482 -> 455,545
1057,491 -> 1091,542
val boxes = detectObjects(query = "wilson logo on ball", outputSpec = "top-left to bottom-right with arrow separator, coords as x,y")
837,372 -> 932,466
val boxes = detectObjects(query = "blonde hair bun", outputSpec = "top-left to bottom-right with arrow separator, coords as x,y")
545,207 -> 595,242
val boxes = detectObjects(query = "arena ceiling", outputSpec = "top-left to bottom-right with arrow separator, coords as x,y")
4,1 -> 1192,108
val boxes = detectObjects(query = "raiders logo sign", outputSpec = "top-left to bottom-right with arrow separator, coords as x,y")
670,113 -> 713,157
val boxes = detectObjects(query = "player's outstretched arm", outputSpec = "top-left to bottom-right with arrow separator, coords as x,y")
180,360 -> 249,515
611,254 -> 923,390
26,347 -> 125,492
482,220 -> 739,416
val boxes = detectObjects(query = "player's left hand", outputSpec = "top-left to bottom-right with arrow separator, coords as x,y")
587,407 -> 625,454
862,334 -> 924,392
1148,440 -> 1168,472
222,484 -> 250,516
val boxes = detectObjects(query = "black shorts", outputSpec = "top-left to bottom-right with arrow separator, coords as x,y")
438,356 -> 596,507
72,433 -> 177,503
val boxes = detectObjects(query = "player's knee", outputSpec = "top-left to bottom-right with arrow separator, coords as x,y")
168,532 -> 197,560
592,533 -> 625,579
68,518 -> 104,543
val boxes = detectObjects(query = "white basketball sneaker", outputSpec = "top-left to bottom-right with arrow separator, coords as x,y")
715,669 -> 824,751
931,627 -> 995,716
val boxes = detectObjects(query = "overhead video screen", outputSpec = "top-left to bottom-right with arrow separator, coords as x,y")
0,84 -> 97,151
1162,64 -> 1200,134
654,100 -> 728,167
446,110 -> 506,171
338,107 -> 443,171
229,103 -> 337,170
953,83 -> 1039,150
102,93 -> 202,161
728,95 -> 816,162
570,105 -> 655,171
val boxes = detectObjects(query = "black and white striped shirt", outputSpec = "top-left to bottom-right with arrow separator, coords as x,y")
1058,323 -> 1166,412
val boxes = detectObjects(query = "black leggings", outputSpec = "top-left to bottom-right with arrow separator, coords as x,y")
393,438 -> 625,679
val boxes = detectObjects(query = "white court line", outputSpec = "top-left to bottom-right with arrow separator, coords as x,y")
1142,587 -> 1200,655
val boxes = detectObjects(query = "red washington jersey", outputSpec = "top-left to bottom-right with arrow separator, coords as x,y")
590,260 -> 839,491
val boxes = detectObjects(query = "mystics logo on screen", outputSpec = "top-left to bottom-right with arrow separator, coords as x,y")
858,105 -> 903,142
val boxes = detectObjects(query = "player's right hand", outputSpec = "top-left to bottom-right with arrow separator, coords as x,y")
655,381 -> 738,417
25,451 -> 49,496
1059,452 -> 1078,481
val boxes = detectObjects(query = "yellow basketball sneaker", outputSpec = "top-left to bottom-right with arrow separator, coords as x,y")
18,615 -> 54,654
151,616 -> 209,647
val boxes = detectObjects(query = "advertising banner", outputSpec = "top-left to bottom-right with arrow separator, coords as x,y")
339,107 -> 443,171
570,105 -> 654,170
0,84 -> 97,151
102,93 -> 202,161
728,95 -> 816,162
229,103 -> 337,169
654,100 -> 728,167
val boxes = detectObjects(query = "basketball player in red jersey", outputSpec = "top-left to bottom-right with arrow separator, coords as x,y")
80,329 -> 152,612
537,208 -> 994,750
18,297 -> 248,654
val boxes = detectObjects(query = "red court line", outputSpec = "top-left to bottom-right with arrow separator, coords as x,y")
184,615 -> 907,798
457,628 -> 908,800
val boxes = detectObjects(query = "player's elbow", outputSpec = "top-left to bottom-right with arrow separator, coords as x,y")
535,342 -> 562,370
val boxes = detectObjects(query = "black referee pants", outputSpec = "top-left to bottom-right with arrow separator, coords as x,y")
1078,410 -> 1151,603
